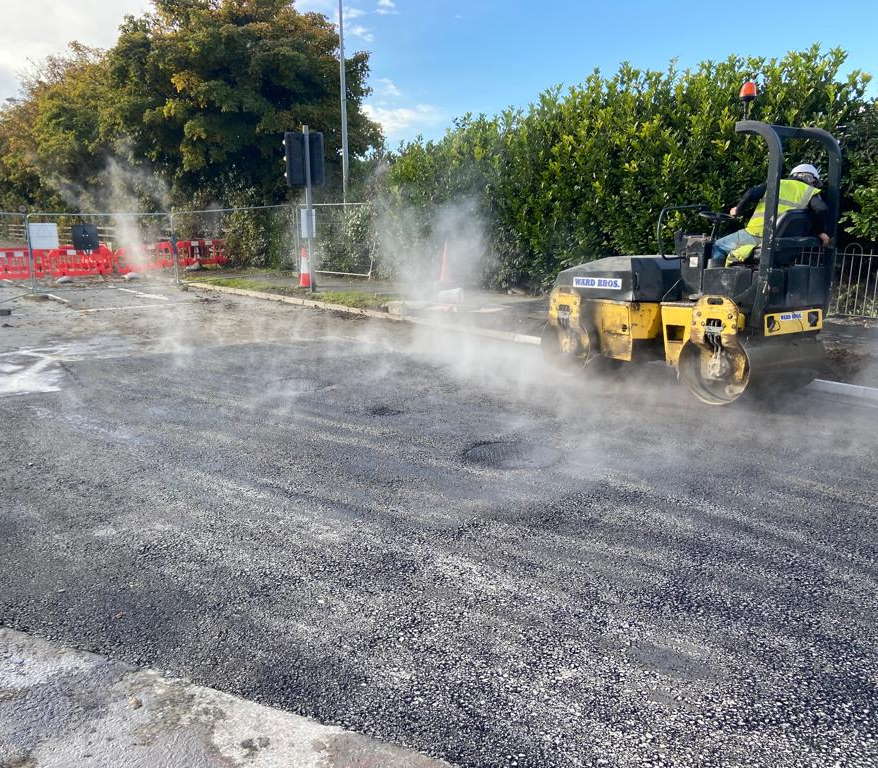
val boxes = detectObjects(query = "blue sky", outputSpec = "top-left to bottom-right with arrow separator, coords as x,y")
2,0 -> 876,146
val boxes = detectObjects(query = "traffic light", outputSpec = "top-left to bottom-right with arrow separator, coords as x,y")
283,131 -> 325,187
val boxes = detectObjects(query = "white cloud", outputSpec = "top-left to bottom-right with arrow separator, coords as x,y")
0,0 -> 151,101
363,103 -> 444,139
376,0 -> 398,15
375,77 -> 401,98
298,1 -> 373,42
348,24 -> 375,43
297,1 -> 367,23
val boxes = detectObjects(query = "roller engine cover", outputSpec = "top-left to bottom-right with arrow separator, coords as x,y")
554,255 -> 682,302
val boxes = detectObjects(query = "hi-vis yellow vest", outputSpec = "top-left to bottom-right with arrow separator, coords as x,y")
745,179 -> 819,237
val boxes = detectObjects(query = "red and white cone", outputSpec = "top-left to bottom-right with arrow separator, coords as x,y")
298,247 -> 311,288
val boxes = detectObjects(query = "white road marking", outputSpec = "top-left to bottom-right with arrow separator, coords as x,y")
116,287 -> 170,301
79,301 -> 191,313
0,355 -> 61,396
0,348 -> 57,358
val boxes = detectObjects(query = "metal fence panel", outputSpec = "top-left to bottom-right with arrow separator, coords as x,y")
0,212 -> 29,283
830,246 -> 878,318
13,211 -> 177,291
294,202 -> 374,278
172,204 -> 297,272
0,205 -> 300,287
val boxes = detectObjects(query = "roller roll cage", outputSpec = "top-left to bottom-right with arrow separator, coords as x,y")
657,120 -> 842,270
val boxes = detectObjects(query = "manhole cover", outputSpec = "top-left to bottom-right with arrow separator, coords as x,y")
462,440 -> 561,470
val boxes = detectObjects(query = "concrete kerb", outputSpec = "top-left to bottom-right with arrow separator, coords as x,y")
807,377 -> 878,404
184,282 -> 878,403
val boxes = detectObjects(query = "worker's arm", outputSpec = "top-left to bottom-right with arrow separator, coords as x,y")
809,195 -> 831,246
729,184 -> 766,217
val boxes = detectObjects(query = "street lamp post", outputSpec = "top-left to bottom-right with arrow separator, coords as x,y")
338,0 -> 350,203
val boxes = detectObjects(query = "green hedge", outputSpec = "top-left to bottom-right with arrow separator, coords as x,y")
381,46 -> 875,289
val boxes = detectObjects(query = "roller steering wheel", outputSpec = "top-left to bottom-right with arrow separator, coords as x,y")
698,211 -> 737,224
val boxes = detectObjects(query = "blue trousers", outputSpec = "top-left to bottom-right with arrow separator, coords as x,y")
711,229 -> 760,267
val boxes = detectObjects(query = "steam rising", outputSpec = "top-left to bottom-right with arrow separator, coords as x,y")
373,196 -> 493,297
40,154 -> 172,272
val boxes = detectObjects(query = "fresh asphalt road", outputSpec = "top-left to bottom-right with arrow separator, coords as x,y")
1,281 -> 877,768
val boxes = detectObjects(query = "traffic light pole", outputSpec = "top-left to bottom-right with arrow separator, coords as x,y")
303,124 -> 316,293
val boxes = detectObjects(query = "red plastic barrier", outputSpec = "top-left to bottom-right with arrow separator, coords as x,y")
174,238 -> 226,266
175,240 -> 199,267
199,239 -> 227,265
0,248 -> 30,280
1,245 -> 118,279
116,242 -> 169,273
47,245 -> 117,277
0,238 -> 226,280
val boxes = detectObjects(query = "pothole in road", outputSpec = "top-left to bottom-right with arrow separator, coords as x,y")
271,377 -> 330,394
368,404 -> 403,416
462,439 -> 561,470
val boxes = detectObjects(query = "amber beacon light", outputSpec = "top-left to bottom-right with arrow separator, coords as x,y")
739,81 -> 758,117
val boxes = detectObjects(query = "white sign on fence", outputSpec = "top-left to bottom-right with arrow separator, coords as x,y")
299,208 -> 317,239
27,222 -> 60,250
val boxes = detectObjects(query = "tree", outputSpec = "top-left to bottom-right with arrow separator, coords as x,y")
103,0 -> 382,203
0,43 -> 110,211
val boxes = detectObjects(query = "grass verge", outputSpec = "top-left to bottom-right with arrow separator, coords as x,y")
188,275 -> 392,310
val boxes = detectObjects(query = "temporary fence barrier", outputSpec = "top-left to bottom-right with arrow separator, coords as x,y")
293,202 -> 374,278
174,239 -> 228,267
171,203 -> 373,277
0,211 -> 175,290
0,201 -> 377,289
171,204 -> 295,272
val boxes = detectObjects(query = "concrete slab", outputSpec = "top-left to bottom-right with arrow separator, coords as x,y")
0,628 -> 452,768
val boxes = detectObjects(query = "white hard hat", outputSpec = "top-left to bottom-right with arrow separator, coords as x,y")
790,163 -> 820,181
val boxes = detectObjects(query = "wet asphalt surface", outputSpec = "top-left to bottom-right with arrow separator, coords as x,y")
1,280 -> 877,767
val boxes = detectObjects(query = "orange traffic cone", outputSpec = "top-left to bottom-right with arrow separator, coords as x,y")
298,247 -> 311,288
437,240 -> 449,283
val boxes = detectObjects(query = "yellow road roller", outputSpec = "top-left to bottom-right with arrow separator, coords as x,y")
541,119 -> 841,404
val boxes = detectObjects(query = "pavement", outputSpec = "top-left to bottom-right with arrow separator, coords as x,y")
1,275 -> 877,767
1,628 -> 450,767
191,269 -> 550,335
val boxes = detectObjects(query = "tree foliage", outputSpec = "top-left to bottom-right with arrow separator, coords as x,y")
384,46 -> 876,288
0,43 -> 110,211
841,101 -> 878,241
105,0 -> 380,201
0,0 -> 382,211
